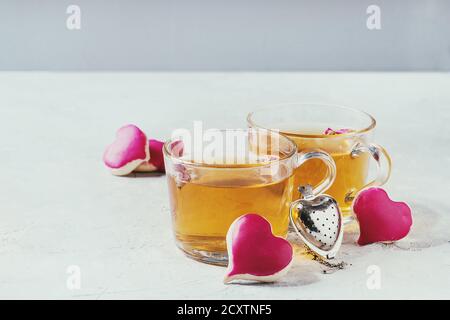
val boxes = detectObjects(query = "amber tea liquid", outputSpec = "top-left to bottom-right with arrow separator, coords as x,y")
167,170 -> 293,256
279,125 -> 369,215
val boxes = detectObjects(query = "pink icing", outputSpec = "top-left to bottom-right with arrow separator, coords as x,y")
103,124 -> 148,169
137,139 -> 183,173
148,139 -> 165,172
353,187 -> 413,246
225,214 -> 293,281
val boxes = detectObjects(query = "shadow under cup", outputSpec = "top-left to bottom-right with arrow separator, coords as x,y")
247,103 -> 392,220
163,128 -> 334,266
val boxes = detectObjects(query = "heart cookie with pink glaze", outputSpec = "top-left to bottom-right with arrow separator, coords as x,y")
135,139 -> 166,173
353,187 -> 413,245
224,214 -> 293,284
136,139 -> 183,173
103,124 -> 149,176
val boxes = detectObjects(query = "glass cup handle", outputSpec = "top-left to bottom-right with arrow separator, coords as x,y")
296,150 -> 336,197
347,142 -> 392,202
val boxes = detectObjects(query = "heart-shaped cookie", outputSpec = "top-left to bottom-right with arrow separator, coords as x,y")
135,139 -> 166,173
103,124 -> 149,176
353,187 -> 413,245
224,214 -> 293,283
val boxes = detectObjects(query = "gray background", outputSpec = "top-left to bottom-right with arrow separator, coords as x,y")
0,0 -> 449,71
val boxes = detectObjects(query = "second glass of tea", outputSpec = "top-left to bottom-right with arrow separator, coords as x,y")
247,103 -> 392,221
163,128 -> 336,265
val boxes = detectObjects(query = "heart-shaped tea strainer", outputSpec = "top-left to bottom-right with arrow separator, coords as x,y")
289,185 -> 344,260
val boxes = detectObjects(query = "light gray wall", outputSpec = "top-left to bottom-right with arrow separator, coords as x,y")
0,0 -> 449,71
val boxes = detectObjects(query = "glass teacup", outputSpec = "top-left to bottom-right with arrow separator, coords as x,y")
247,103 -> 391,221
163,128 -> 336,265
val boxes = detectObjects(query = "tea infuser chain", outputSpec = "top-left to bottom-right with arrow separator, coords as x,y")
303,246 -> 348,273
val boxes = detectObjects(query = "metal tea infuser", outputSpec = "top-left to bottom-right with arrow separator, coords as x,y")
290,185 -> 346,270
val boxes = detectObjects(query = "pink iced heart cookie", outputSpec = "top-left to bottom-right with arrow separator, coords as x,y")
224,214 -> 293,284
149,139 -> 165,172
103,124 -> 149,176
136,139 -> 183,173
353,187 -> 413,245
135,139 -> 166,173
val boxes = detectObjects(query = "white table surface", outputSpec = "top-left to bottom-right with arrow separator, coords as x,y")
0,72 -> 449,299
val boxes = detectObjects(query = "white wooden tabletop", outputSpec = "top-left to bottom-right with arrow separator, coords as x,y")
0,72 -> 449,299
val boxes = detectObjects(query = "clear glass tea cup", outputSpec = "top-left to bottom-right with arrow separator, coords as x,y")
163,128 -> 336,265
247,103 -> 392,222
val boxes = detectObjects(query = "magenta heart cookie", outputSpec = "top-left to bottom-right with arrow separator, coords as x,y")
135,139 -> 166,173
353,187 -> 413,245
103,124 -> 149,176
224,214 -> 293,283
